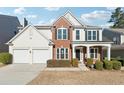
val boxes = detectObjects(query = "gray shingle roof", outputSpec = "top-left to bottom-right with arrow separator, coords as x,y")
104,28 -> 124,35
111,45 -> 124,49
0,14 -> 21,52
102,36 -> 112,42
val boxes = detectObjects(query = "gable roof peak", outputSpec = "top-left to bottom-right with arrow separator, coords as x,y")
64,10 -> 73,15
6,24 -> 51,44
63,10 -> 86,27
52,16 -> 73,26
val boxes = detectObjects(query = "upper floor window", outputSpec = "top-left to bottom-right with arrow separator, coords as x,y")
87,30 -> 97,41
76,30 -> 80,40
57,28 -> 68,40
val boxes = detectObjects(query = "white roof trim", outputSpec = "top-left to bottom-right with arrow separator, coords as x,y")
6,24 -> 51,44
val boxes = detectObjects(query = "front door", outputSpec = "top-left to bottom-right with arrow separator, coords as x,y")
76,49 -> 80,61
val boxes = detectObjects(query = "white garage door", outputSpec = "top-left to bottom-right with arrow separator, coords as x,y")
13,49 -> 29,63
32,49 -> 50,63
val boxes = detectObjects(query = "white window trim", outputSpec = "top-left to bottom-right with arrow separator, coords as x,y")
75,29 -> 80,40
87,30 -> 97,41
57,28 -> 68,40
56,48 -> 69,60
90,48 -> 98,59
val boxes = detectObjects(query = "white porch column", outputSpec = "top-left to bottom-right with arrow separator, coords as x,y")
87,46 -> 90,58
73,46 -> 76,58
107,46 -> 111,61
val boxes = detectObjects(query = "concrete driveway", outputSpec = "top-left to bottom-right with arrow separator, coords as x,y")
0,64 -> 46,85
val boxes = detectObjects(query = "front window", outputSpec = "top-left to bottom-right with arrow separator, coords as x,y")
57,28 -> 68,40
56,48 -> 68,60
76,30 -> 80,40
57,48 -> 60,59
61,48 -> 64,59
90,48 -> 98,59
87,30 -> 97,41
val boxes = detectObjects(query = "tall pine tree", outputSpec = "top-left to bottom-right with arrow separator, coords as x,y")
108,7 -> 124,28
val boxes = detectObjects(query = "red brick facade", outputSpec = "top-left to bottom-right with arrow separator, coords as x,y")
52,17 -> 73,60
51,16 -> 104,61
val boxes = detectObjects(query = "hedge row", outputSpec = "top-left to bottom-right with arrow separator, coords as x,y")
47,58 -> 79,67
86,58 -> 121,70
47,60 -> 71,67
104,60 -> 121,70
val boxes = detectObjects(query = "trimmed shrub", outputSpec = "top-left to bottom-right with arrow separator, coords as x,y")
86,58 -> 93,68
111,57 -> 124,66
95,60 -> 103,70
112,61 -> 121,70
118,59 -> 124,66
111,58 -> 118,61
104,60 -> 113,70
72,58 -> 78,67
0,53 -> 12,64
47,59 -> 71,67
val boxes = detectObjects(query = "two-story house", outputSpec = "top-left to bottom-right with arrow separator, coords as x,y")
7,11 -> 112,64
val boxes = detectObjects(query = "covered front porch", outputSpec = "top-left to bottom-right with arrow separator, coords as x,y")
72,42 -> 111,63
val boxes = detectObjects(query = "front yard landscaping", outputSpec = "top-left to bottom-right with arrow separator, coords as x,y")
30,58 -> 124,85
28,70 -> 124,85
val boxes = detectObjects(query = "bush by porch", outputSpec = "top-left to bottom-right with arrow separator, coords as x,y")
85,58 -> 122,70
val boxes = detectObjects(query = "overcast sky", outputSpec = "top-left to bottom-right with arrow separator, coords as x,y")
0,7 -> 124,27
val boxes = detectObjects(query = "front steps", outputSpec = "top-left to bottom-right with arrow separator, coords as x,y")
78,63 -> 90,71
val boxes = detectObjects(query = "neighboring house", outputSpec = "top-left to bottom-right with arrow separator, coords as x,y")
7,11 -> 112,64
103,28 -> 124,58
0,14 -> 21,52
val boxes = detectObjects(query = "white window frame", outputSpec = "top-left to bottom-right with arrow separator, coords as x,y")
57,28 -> 68,40
56,48 -> 69,60
90,48 -> 98,59
87,30 -> 97,41
76,29 -> 80,40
